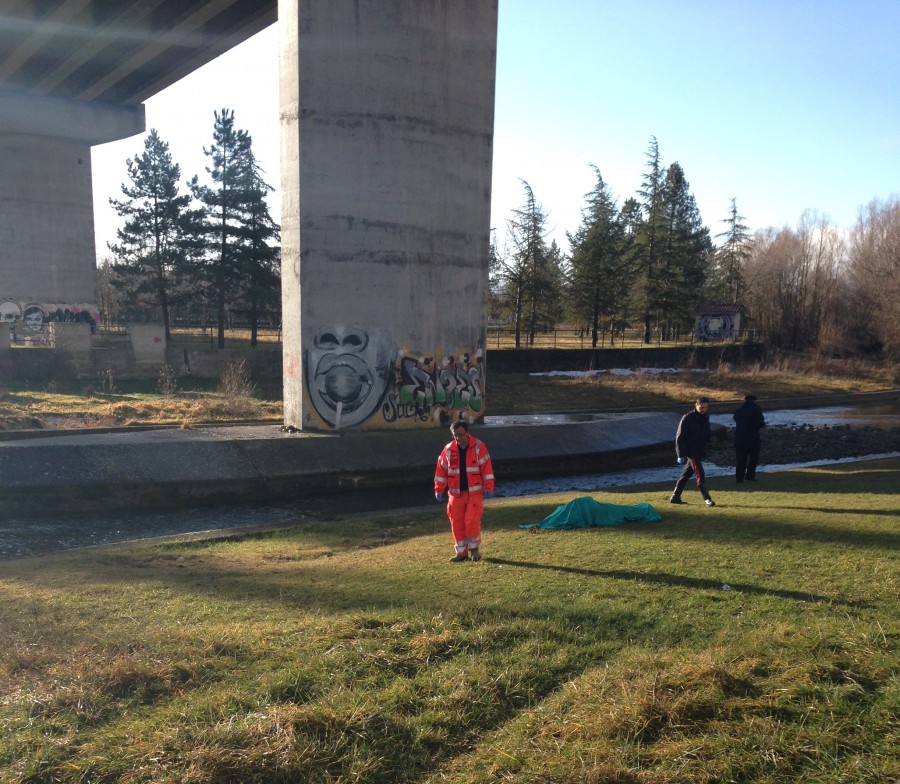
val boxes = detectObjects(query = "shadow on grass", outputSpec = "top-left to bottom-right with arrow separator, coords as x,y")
497,501 -> 900,551
721,502 -> 900,519
483,557 -> 871,608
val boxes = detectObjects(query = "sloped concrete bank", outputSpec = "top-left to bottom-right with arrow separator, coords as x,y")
0,413 -> 681,518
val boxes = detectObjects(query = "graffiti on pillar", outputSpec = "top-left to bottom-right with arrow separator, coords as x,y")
0,301 -> 21,324
303,323 -> 487,430
304,323 -> 399,430
382,346 -> 485,426
0,299 -> 98,335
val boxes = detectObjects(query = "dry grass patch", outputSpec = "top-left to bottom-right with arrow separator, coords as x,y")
489,356 -> 897,413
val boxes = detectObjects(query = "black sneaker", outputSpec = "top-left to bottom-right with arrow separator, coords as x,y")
469,550 -> 481,562
669,496 -> 684,504
449,553 -> 469,563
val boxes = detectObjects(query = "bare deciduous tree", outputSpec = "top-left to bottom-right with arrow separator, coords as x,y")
845,197 -> 900,357
744,212 -> 842,351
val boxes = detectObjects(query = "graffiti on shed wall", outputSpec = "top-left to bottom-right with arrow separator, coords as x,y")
303,322 -> 485,430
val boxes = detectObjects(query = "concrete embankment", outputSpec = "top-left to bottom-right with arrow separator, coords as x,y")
0,412 -> 681,518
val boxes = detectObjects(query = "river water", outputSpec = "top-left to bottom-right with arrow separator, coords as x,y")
1,402 -> 897,561
488,402 -> 900,429
497,402 -> 900,497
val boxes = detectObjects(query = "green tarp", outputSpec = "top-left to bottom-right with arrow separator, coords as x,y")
520,496 -> 662,529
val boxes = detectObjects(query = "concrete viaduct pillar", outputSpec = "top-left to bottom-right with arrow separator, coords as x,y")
279,0 -> 498,431
0,90 -> 144,331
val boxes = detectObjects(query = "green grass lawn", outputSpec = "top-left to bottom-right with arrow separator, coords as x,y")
1,459 -> 897,783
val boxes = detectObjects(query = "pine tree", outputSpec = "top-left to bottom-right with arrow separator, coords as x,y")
108,129 -> 193,342
632,137 -> 669,343
712,198 -> 752,304
496,181 -> 562,347
231,150 -> 280,346
657,162 -> 713,337
567,166 -> 628,347
191,109 -> 254,348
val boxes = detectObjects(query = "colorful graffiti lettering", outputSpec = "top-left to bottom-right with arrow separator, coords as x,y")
382,347 -> 484,425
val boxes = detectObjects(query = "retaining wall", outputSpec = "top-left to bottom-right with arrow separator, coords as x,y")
0,342 -> 764,384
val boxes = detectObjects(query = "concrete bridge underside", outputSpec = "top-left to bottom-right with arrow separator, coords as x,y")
0,0 -> 278,328
0,0 -> 498,432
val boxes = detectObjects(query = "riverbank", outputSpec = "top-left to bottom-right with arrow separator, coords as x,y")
707,423 -> 900,467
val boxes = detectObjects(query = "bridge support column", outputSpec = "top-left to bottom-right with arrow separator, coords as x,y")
0,90 -> 143,334
279,0 -> 498,431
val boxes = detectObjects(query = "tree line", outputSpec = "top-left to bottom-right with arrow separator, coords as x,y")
491,137 -> 900,359
100,109 -> 280,348
103,126 -> 898,360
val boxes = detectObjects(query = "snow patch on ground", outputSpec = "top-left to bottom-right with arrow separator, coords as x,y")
530,368 -> 712,378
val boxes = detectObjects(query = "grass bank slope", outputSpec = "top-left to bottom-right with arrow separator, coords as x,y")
1,460 -> 898,783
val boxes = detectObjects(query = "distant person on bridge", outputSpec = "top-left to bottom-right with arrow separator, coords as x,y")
733,393 -> 766,482
670,396 -> 716,507
434,420 -> 495,562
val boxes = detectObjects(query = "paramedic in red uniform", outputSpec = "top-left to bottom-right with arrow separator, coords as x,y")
434,420 -> 495,562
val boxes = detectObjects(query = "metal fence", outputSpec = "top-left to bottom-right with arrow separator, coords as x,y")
485,327 -> 760,350
8,323 -> 758,351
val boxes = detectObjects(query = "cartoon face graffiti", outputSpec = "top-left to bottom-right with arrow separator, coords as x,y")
305,324 -> 398,429
23,305 -> 46,331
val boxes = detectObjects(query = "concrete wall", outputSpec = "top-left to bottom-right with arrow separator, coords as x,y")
129,324 -> 167,365
50,322 -> 91,352
280,0 -> 498,432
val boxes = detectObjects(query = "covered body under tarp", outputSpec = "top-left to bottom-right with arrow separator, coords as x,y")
521,496 -> 662,529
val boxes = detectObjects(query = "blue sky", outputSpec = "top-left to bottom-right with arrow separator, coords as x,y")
91,1 -> 900,258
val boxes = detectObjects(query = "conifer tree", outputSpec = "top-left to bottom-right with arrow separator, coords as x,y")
567,166 -> 628,347
632,137 -> 669,343
712,198 -> 752,304
657,162 -> 713,335
231,149 -> 280,346
496,181 -> 562,346
191,109 -> 254,348
108,129 -> 193,342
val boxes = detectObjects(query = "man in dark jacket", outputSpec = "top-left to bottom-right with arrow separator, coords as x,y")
733,393 -> 766,482
670,396 -> 716,507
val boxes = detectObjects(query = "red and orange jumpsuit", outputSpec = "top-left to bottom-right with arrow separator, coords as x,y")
434,436 -> 495,556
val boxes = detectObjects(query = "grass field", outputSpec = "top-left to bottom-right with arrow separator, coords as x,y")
1,459 -> 897,783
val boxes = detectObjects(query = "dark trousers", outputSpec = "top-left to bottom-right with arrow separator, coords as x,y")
672,458 -> 711,500
735,446 -> 760,482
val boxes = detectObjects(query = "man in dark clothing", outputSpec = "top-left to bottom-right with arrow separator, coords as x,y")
733,393 -> 766,482
670,396 -> 716,507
